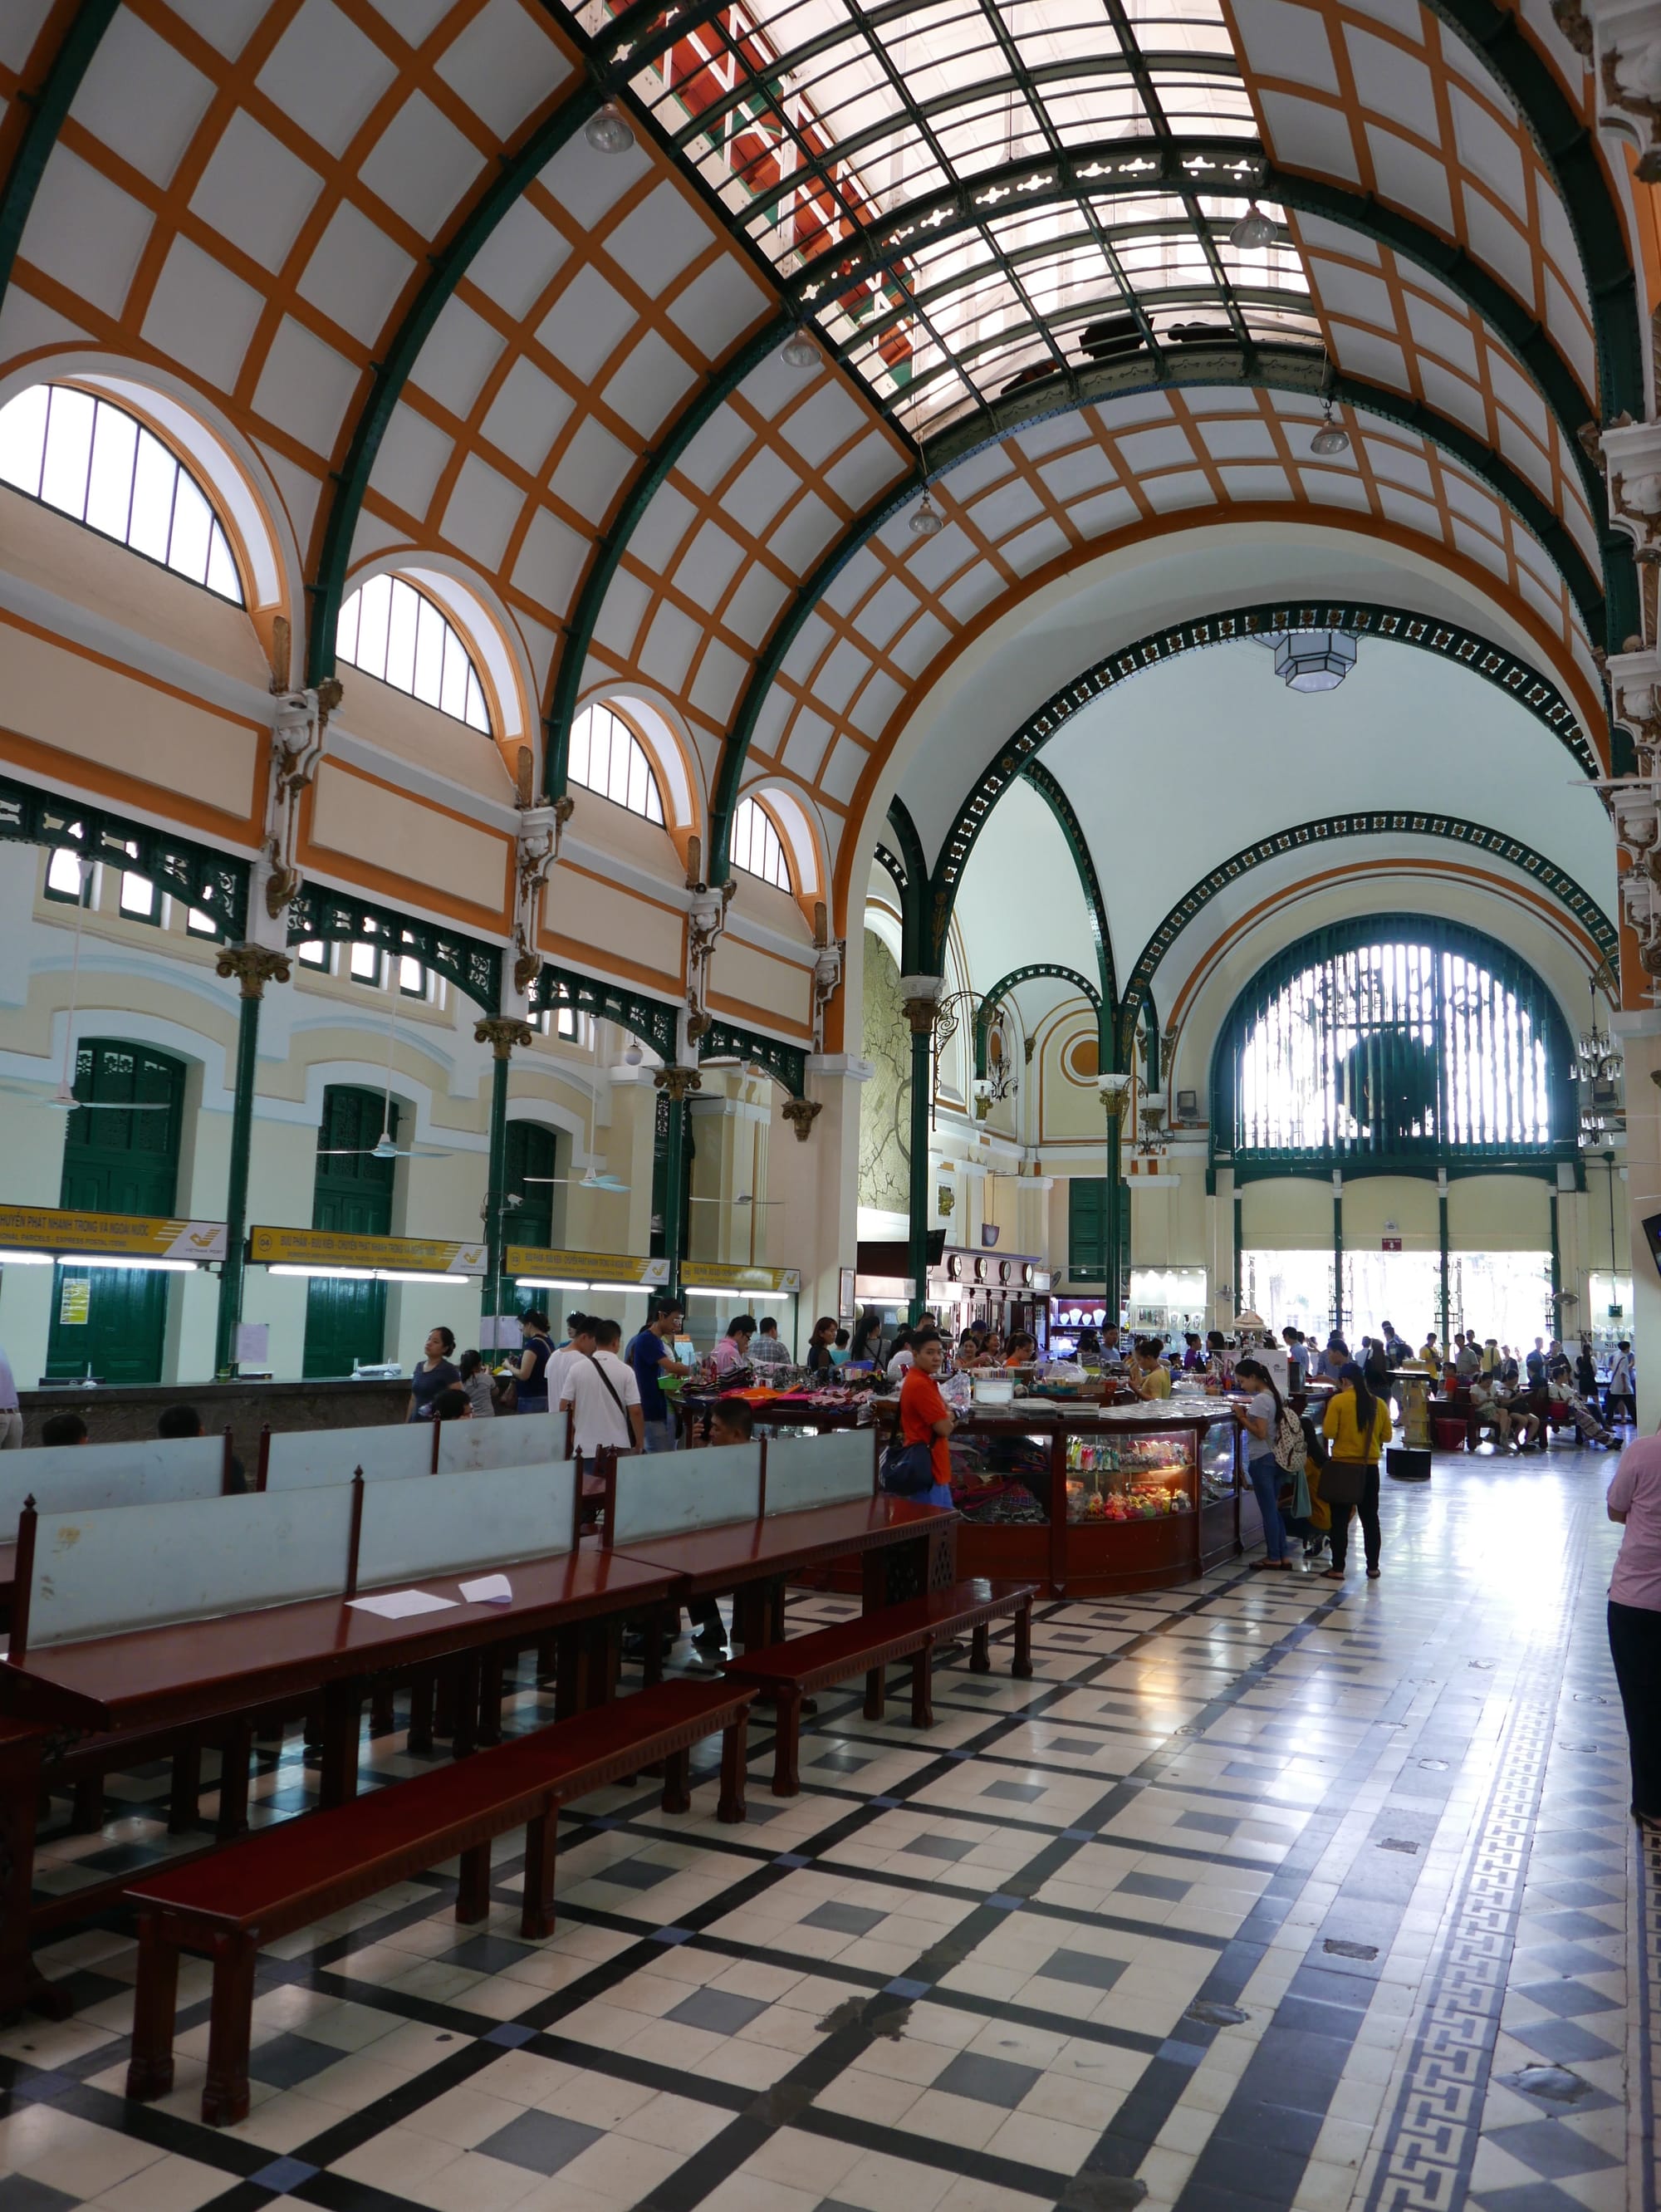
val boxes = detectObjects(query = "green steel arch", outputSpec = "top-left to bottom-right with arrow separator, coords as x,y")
878,796 -> 930,977
0,1 -> 120,318
1118,810 -> 1619,1067
1016,763 -> 1118,1058
973,964 -> 1100,1080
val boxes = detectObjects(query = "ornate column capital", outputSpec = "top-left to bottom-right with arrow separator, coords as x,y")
474,1014 -> 535,1060
1098,1070 -> 1134,1121
781,1096 -> 822,1142
216,944 -> 292,999
899,973 -> 945,1036
653,1065 -> 703,1102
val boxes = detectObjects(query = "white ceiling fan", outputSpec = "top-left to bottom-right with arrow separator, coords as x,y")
314,1003 -> 453,1160
523,1167 -> 630,1193
688,1193 -> 782,1207
3,853 -> 170,1113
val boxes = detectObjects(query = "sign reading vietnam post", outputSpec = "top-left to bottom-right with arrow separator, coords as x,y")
249,1227 -> 486,1274
679,1263 -> 803,1294
505,1247 -> 670,1287
0,1204 -> 228,1262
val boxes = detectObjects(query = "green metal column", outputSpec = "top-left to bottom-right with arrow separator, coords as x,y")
474,1017 -> 533,1333
213,946 -> 290,1378
1549,1187 -> 1561,1328
1332,1173 -> 1345,1338
1233,1185 -> 1243,1325
654,1067 -> 699,1304
1104,1111 -> 1123,1326
1438,1175 -> 1451,1353
905,1013 -> 934,1324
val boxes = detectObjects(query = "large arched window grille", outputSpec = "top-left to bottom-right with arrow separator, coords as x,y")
568,702 -> 666,824
337,572 -> 492,733
1212,917 -> 1577,1167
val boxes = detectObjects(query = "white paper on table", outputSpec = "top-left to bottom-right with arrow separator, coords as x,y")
347,1588 -> 458,1619
458,1572 -> 513,1605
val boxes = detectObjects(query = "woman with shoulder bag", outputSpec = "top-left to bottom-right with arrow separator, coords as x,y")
1320,1360 -> 1392,1581
1233,1356 -> 1298,1572
882,1331 -> 956,1508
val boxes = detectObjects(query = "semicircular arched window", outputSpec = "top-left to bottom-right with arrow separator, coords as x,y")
336,572 -> 492,733
568,702 -> 665,824
0,382 -> 243,602
1214,917 -> 1576,1165
732,794 -> 791,891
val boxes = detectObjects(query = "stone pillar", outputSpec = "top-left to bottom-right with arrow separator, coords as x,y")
213,944 -> 292,1377
473,1015 -> 535,1332
1614,1014 -> 1661,1428
774,1054 -> 870,1332
900,977 -> 944,1322
1332,1169 -> 1345,1338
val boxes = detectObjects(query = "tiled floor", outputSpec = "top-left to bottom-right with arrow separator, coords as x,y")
2,1447 -> 1654,2212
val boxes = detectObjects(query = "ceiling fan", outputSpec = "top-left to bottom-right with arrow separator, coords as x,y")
523,1167 -> 630,1193
7,853 -> 171,1112
688,1193 -> 782,1207
314,1006 -> 453,1160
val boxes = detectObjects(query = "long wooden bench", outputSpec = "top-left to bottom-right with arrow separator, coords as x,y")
123,1678 -> 753,2126
724,1577 -> 1036,1797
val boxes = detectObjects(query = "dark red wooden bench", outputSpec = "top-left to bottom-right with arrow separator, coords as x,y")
123,1678 -> 752,2126
723,1577 -> 1036,1796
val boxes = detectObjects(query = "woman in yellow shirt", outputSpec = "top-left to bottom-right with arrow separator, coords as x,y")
1127,1338 -> 1173,1400
1320,1360 -> 1392,1582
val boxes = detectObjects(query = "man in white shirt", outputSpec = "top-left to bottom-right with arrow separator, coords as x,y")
560,1317 -> 643,1462
0,1341 -> 18,1449
545,1313 -> 596,1434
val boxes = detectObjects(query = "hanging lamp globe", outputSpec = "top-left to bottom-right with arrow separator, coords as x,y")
909,493 -> 944,537
585,103 -> 635,154
781,330 -> 820,370
1310,398 -> 1350,456
1227,201 -> 1276,251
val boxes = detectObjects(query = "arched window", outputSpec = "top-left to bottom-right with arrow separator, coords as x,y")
733,795 -> 791,890
0,383 -> 243,601
336,572 -> 491,733
1213,917 -> 1575,1165
568,702 -> 665,823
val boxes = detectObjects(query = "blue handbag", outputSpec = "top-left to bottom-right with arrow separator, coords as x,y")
880,1439 -> 935,1496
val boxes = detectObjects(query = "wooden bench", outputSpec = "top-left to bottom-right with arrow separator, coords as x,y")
724,1577 -> 1036,1797
123,1678 -> 753,2126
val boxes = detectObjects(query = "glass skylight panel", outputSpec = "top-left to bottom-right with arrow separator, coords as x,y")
0,384 -> 243,600
336,572 -> 492,735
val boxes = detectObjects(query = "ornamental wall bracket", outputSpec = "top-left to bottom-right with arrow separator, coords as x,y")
512,803 -> 566,998
782,1096 -> 823,1142
262,681 -> 341,920
215,944 -> 292,1000
811,936 -> 845,1053
473,1015 -> 535,1061
685,880 -> 736,1044
1600,31 -> 1661,178
653,1065 -> 703,1103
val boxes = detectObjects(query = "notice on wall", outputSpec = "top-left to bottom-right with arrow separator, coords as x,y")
57,1275 -> 90,1325
480,1315 -> 523,1351
235,1322 -> 270,1365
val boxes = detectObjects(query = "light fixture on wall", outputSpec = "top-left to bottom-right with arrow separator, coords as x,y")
1310,396 -> 1350,456
623,1037 -> 644,1066
1227,201 -> 1276,250
781,329 -> 820,370
585,103 -> 635,154
1258,627 -> 1357,691
909,493 -> 944,537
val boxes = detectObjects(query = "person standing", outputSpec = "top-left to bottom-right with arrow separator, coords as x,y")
509,1310 -> 554,1415
546,1313 -> 597,1435
750,1316 -> 791,1372
457,1350 -> 497,1418
710,1315 -> 757,1383
804,1314 -> 839,1376
1526,1337 -> 1546,1388
1127,1337 -> 1172,1399
1576,1340 -> 1600,1401
1607,1431 -> 1661,1832
1233,1356 -> 1296,1572
406,1327 -> 460,1421
898,1331 -> 957,1508
1606,1341 -> 1637,1429
625,1298 -> 688,1454
560,1317 -> 644,1464
0,1339 -> 21,1449
1320,1360 -> 1391,1581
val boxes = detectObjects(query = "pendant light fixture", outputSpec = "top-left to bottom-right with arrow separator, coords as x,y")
1310,395 -> 1350,455
909,492 -> 944,537
585,103 -> 635,154
1227,201 -> 1276,251
781,329 -> 820,370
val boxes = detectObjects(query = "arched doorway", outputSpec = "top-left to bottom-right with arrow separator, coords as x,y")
46,1041 -> 186,1386
301,1086 -> 398,1379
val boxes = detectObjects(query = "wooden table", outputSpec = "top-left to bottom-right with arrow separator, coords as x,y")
612,1493 -> 952,1650
0,1546 -> 675,2020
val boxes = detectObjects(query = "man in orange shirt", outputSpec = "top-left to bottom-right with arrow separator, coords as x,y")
899,1331 -> 956,1506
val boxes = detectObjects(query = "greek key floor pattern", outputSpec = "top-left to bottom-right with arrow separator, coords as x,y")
1,1448 -> 1653,2212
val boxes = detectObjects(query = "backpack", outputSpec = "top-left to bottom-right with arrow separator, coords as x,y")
1273,1406 -> 1306,1475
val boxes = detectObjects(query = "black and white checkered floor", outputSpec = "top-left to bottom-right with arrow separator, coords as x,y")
2,1448 -> 1653,2212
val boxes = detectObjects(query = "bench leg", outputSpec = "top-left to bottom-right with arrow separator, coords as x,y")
406,1673 -> 435,1756
718,1709 -> 748,1824
451,1656 -> 480,1761
125,1915 -> 178,2103
863,1665 -> 885,1723
477,1651 -> 505,1749
522,1808 -> 557,1940
970,1623 -> 992,1675
201,1934 -> 257,2127
168,1742 -> 201,1835
660,1748 -> 691,1816
368,1686 -> 396,1739
771,1688 -> 803,1798
216,1724 -> 252,1842
909,1641 -> 934,1730
1011,1600 -> 1035,1680
70,1774 -> 104,1834
455,1842 -> 492,1925
319,1680 -> 362,1809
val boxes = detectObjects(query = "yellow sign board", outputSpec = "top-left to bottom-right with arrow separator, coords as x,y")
250,1226 -> 486,1274
57,1276 -> 90,1324
679,1262 -> 802,1294
0,1204 -> 227,1262
507,1246 -> 669,1287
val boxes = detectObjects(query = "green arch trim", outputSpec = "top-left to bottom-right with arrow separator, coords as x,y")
0,0 -> 120,318
1119,811 -> 1619,1065
1014,764 -> 1118,1044
879,796 -> 930,977
712,345 -> 1608,885
933,600 -> 1600,954
973,964 -> 1100,1080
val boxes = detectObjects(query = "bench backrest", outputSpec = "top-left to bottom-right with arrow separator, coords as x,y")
22,1487 -> 357,1648
0,1435 -> 228,1529
610,1443 -> 761,1547
435,1414 -> 558,1476
262,1421 -> 430,1490
764,1427 -> 875,1516
355,1459 -> 578,1587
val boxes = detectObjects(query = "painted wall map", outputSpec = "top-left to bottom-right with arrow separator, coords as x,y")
859,929 -> 909,1214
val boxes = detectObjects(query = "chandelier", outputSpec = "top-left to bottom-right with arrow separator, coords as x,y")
1258,628 -> 1357,692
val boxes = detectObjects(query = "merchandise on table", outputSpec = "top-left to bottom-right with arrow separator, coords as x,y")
1064,1426 -> 1195,1523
